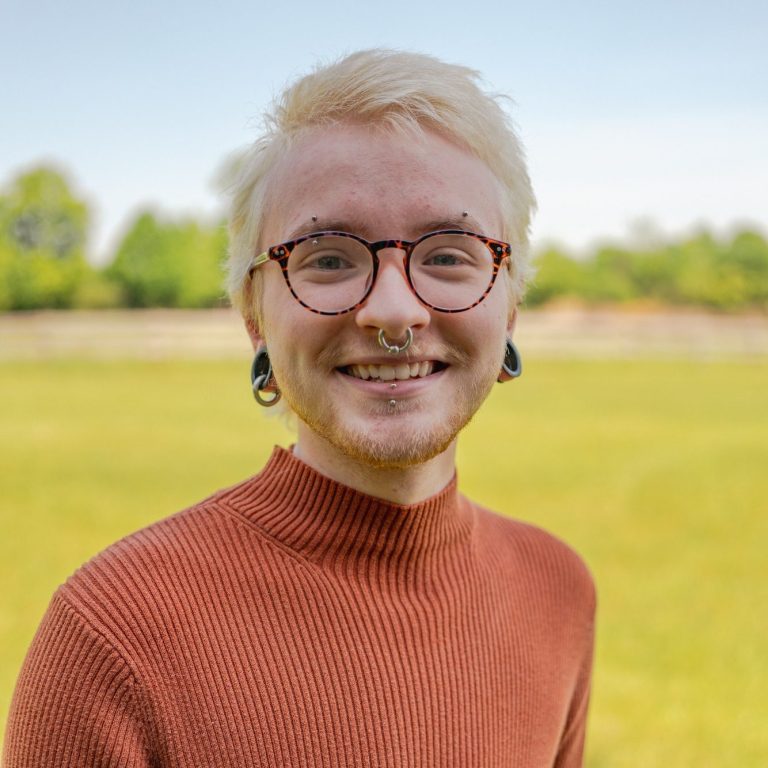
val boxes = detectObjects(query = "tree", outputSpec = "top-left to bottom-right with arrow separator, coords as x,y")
0,166 -> 92,310
524,247 -> 586,306
107,211 -> 227,308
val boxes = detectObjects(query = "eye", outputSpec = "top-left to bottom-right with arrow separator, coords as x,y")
423,251 -> 465,267
309,254 -> 351,270
420,247 -> 476,268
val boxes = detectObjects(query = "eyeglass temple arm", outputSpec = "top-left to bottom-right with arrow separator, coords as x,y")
248,251 -> 270,273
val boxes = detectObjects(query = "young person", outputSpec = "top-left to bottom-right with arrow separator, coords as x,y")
4,49 -> 596,767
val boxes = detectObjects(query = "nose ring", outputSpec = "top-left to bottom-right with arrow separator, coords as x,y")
378,327 -> 413,355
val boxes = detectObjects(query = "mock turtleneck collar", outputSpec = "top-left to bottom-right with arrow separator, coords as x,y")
220,446 -> 477,572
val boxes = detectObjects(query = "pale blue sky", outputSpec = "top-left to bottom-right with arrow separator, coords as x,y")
1,0 -> 766,262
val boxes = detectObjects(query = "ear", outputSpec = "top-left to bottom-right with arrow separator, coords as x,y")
506,306 -> 518,338
245,314 -> 263,351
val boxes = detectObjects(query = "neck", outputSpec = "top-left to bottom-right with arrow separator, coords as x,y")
293,424 -> 457,505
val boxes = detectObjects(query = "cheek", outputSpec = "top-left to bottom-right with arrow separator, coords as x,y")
468,293 -> 510,340
467,306 -> 510,368
259,273 -> 299,343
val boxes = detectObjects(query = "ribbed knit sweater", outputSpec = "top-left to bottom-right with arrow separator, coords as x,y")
4,446 -> 596,767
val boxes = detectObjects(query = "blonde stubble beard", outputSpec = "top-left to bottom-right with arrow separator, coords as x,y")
279,347 -> 498,470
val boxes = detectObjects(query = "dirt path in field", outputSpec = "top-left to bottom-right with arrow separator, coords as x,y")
1,307 -> 767,360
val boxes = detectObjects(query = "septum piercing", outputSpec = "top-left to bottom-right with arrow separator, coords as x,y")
378,327 -> 413,355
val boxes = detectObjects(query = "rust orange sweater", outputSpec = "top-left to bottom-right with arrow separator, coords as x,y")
4,446 -> 596,767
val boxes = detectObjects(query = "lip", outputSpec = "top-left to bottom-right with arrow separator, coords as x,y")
334,365 -> 447,396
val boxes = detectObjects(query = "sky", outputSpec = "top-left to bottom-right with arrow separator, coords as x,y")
1,0 -> 766,263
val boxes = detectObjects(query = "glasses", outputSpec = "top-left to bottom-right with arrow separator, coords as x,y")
248,229 -> 511,315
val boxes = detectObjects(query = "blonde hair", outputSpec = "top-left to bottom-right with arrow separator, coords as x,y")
225,49 -> 536,324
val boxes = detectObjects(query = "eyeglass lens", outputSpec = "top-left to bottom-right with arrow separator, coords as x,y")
286,233 -> 495,313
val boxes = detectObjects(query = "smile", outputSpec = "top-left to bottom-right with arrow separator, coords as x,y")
339,361 -> 447,382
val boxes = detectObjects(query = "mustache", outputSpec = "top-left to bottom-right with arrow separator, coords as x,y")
317,338 -> 472,368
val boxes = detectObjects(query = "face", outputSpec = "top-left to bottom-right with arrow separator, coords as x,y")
253,123 -> 514,469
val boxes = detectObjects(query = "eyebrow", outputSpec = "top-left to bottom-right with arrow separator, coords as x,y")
285,215 -> 485,242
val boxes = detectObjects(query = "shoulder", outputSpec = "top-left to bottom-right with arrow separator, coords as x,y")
56,478 -> 259,640
473,500 -> 597,613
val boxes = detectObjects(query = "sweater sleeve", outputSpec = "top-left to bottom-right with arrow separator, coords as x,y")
553,583 -> 597,768
3,591 -> 152,768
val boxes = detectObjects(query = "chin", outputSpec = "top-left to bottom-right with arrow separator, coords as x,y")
297,401 -> 468,469
337,426 -> 457,470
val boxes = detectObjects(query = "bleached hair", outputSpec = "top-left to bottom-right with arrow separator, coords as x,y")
224,48 -> 536,325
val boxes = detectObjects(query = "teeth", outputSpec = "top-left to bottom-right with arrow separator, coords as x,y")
346,362 -> 436,381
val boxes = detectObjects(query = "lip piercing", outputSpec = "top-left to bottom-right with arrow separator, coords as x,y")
388,399 -> 397,407
378,327 -> 413,355
390,383 -> 397,390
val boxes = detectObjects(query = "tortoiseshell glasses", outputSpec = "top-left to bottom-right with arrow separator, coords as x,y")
248,229 -> 512,315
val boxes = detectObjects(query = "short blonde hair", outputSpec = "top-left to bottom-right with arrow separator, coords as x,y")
225,49 -> 536,324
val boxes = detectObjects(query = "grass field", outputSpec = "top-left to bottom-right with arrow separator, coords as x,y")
1,357 -> 766,765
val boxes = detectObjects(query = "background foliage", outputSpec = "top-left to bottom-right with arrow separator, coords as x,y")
0,166 -> 228,311
527,233 -> 768,311
1,164 -> 767,313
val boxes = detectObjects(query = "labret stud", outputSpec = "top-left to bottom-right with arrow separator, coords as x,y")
388,399 -> 397,408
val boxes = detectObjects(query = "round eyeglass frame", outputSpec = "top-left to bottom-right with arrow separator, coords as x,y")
247,229 -> 512,315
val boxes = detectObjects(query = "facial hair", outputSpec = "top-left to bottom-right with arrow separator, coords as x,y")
275,338 -> 498,470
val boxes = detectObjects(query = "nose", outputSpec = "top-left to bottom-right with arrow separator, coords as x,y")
354,249 -> 431,342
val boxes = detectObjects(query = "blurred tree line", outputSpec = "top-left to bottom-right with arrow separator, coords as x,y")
0,166 -> 228,311
1,165 -> 767,312
526,233 -> 768,311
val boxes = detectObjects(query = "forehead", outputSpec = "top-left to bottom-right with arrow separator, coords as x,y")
262,123 -> 504,243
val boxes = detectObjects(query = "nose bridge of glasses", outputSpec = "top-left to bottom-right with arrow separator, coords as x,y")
362,240 -> 422,309
370,238 -> 409,264
366,238 -> 409,286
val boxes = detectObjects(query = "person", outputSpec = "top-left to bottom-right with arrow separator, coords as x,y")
4,49 -> 596,767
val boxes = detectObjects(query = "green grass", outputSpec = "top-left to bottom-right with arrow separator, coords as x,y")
1,358 -> 766,765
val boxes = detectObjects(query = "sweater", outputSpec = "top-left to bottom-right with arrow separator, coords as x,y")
4,446 -> 596,767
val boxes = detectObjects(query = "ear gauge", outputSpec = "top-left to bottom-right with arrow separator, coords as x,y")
497,339 -> 522,382
251,348 -> 282,406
